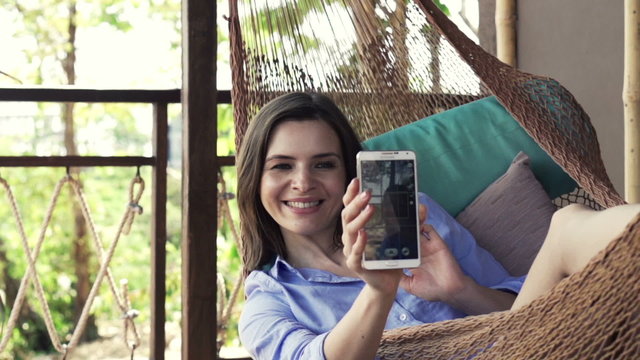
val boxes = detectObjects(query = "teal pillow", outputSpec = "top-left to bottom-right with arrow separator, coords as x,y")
362,96 -> 576,216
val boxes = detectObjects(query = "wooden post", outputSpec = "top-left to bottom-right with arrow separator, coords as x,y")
495,0 -> 517,67
150,102 -> 168,360
181,0 -> 218,358
624,0 -> 640,202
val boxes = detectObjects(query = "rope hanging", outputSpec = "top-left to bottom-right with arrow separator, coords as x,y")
0,172 -> 144,357
216,170 -> 244,354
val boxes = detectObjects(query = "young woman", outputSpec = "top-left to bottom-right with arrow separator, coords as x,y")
236,92 -> 640,360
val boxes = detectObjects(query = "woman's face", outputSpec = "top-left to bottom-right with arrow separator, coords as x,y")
260,119 -> 346,241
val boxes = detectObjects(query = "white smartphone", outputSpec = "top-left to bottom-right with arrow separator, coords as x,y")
356,150 -> 421,270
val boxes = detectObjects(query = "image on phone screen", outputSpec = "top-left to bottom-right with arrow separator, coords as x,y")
360,157 -> 418,262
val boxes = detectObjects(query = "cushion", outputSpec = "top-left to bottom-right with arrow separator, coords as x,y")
362,96 -> 576,217
455,152 -> 557,276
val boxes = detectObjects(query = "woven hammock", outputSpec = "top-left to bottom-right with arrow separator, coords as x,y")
228,0 -> 638,358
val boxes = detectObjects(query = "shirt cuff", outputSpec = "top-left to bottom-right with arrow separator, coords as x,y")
490,274 -> 527,294
307,332 -> 330,360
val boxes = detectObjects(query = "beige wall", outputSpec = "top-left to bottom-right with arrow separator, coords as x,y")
517,1 -> 625,195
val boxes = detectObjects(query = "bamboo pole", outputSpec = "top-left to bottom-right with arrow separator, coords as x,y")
495,0 -> 517,67
624,0 -> 640,202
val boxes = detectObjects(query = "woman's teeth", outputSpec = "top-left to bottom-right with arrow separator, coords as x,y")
287,201 -> 320,208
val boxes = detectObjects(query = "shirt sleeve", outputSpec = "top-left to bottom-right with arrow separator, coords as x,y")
419,192 -> 526,294
239,271 -> 329,360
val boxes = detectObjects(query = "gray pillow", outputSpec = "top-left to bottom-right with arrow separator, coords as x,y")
455,151 -> 557,276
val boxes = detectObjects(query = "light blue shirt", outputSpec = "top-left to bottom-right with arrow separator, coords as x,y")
239,193 -> 526,360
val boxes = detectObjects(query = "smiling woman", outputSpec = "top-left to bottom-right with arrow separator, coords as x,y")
237,92 -> 362,279
260,120 -> 346,250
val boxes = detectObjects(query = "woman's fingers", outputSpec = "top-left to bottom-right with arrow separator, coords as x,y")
341,179 -> 369,224
345,229 -> 367,271
418,203 -> 427,225
342,178 -> 360,207
421,223 -> 434,241
342,201 -> 375,257
341,178 -> 359,256
342,178 -> 375,257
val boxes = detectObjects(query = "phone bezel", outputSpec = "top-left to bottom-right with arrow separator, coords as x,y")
356,150 -> 421,270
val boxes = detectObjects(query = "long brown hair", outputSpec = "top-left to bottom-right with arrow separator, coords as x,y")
237,92 -> 362,277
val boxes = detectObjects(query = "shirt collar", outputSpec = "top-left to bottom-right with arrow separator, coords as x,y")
270,256 -> 360,284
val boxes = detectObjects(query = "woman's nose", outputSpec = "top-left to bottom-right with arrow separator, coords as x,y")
291,168 -> 314,191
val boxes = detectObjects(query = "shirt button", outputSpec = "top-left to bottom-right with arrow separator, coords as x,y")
399,313 -> 407,321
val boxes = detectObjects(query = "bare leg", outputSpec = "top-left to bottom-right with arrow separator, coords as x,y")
511,203 -> 640,310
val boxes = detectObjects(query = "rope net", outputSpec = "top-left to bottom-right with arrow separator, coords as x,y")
0,174 -> 143,358
228,0 -> 639,358
378,212 -> 640,359
230,0 -> 490,145
229,0 -> 623,209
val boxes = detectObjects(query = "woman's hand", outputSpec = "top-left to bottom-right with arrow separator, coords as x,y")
401,205 -> 517,314
341,178 -> 403,295
399,207 -> 471,304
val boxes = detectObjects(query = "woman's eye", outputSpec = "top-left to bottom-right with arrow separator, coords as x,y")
270,163 -> 291,170
316,161 -> 336,169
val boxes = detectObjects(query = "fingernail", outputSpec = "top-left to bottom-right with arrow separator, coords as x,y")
422,231 -> 431,240
360,189 -> 370,199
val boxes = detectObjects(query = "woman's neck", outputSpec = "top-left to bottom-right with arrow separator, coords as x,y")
283,232 -> 354,277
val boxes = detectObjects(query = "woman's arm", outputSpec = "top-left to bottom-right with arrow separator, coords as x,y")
240,275 -> 397,360
323,178 -> 405,360
323,284 -> 396,360
437,272 -> 516,315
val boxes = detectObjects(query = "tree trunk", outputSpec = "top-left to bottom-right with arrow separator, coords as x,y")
62,0 -> 98,342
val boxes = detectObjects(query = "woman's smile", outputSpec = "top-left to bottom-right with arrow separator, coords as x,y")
260,119 -> 346,241
285,199 -> 322,209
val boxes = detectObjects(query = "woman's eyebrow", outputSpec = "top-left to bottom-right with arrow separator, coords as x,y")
313,152 -> 341,159
264,154 -> 294,162
264,152 -> 341,162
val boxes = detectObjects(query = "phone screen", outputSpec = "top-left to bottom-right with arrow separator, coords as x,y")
359,155 -> 419,265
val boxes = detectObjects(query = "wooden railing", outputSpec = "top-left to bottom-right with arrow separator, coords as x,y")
0,87 -> 236,359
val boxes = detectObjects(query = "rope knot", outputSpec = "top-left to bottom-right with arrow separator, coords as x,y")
122,176 -> 145,235
219,192 -> 235,200
128,202 -> 144,215
122,309 -> 140,320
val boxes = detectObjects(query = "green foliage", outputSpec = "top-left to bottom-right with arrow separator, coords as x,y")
434,0 -> 451,16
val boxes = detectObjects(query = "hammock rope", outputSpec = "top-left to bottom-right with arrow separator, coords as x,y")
0,173 -> 142,357
377,212 -> 640,359
216,171 -> 244,353
228,0 -> 623,209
